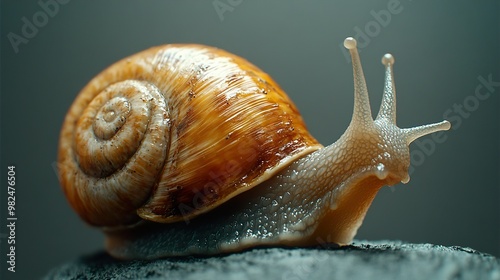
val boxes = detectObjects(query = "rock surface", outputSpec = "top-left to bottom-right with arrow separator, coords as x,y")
44,240 -> 500,280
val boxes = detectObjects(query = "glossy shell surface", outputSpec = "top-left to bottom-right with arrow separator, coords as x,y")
58,45 -> 322,227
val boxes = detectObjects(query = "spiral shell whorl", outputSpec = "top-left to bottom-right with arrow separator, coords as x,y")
58,45 -> 322,227
60,77 -> 170,226
75,80 -> 169,178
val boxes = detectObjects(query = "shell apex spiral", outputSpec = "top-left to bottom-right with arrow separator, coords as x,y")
58,44 -> 322,227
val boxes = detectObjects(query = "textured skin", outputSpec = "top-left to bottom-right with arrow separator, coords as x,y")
58,45 -> 322,227
104,116 -> 412,259
58,39 -> 451,259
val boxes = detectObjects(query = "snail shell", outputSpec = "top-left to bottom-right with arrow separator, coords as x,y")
58,38 -> 451,259
58,44 -> 322,227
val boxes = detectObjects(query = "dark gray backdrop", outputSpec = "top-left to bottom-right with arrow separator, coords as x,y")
1,1 -> 499,279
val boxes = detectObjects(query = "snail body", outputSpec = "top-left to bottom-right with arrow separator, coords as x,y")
58,37 -> 450,259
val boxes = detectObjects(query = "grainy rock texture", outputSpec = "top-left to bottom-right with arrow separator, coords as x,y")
44,240 -> 500,280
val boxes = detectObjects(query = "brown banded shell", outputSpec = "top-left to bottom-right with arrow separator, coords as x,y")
58,45 -> 323,227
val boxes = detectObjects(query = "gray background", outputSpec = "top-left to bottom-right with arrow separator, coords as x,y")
1,1 -> 498,279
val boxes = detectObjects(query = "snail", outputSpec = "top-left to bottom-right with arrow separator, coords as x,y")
58,37 -> 451,260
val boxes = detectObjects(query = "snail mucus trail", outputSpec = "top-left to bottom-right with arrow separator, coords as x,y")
58,37 -> 451,259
